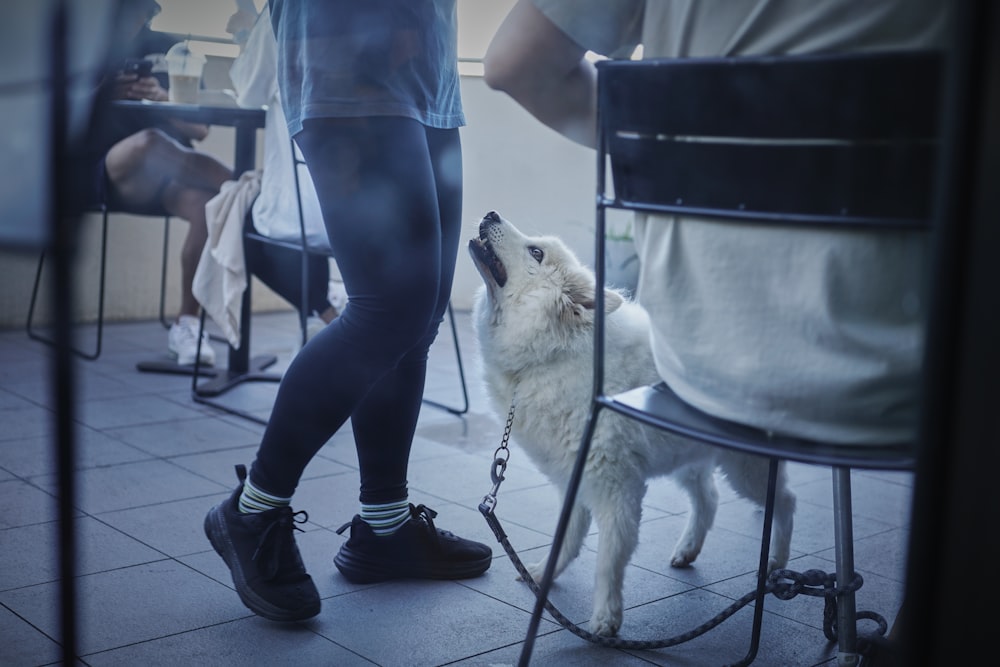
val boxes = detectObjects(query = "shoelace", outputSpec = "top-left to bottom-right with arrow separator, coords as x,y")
410,504 -> 458,543
252,509 -> 309,580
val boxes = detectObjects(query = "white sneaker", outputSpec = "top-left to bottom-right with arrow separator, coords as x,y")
168,315 -> 216,366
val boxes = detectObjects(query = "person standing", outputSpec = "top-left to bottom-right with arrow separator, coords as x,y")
205,1 -> 491,621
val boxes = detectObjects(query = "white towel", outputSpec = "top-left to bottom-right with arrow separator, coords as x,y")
193,170 -> 261,349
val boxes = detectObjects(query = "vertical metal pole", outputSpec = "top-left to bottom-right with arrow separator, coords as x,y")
832,467 -> 858,666
50,0 -> 79,662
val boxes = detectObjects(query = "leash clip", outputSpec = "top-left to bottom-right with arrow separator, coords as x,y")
481,456 -> 508,512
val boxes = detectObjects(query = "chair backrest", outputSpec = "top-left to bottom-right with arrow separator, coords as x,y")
597,50 -> 943,230
591,50 -> 947,466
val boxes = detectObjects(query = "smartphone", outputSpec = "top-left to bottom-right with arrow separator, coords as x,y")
124,58 -> 153,77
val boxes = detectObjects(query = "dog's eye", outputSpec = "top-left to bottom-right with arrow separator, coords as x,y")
528,246 -> 544,263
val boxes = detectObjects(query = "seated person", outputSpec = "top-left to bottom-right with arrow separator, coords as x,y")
85,0 -> 233,365
225,5 -> 341,333
483,0 -> 948,445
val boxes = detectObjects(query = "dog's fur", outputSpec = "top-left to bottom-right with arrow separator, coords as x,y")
468,211 -> 795,636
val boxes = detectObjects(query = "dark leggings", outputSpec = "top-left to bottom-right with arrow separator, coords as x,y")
249,117 -> 462,504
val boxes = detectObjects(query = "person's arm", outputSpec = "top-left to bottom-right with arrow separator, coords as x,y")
483,0 -> 597,149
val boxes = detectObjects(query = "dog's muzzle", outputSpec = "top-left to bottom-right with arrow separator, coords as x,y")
468,212 -> 508,287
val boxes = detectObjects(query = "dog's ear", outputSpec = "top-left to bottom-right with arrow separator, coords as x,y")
564,273 -> 625,316
602,288 -> 625,313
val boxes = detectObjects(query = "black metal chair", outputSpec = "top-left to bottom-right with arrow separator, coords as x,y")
27,203 -> 174,360
191,138 -> 469,424
521,50 -> 946,666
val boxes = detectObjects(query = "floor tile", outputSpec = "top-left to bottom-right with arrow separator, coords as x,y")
83,617 -> 372,667
0,604 -> 62,667
0,561 -> 243,656
31,459 -> 222,514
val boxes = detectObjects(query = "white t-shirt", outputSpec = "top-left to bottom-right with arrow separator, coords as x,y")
534,0 -> 949,444
229,9 -> 331,251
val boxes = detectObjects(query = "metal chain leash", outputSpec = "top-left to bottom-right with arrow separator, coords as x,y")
480,399 -> 516,516
478,401 -> 888,657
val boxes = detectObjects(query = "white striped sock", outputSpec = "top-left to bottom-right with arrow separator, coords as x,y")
360,500 -> 411,536
238,477 -> 291,514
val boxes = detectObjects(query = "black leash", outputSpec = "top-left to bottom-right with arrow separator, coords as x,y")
479,401 -> 887,656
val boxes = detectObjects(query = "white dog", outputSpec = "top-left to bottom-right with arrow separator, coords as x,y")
468,211 -> 796,637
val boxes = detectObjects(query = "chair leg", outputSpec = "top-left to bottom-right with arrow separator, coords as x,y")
832,466 -> 860,666
158,216 -> 172,330
729,456 -> 780,667
297,246 -> 309,349
27,209 -> 108,360
519,400 -> 603,666
421,301 -> 469,415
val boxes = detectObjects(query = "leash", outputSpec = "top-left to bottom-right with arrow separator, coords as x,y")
478,400 -> 887,656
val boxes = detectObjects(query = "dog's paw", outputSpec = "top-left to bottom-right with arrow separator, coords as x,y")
767,554 -> 788,573
589,609 -> 622,637
669,549 -> 698,568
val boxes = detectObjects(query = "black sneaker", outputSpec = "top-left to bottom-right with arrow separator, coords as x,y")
204,465 -> 320,621
333,504 -> 492,584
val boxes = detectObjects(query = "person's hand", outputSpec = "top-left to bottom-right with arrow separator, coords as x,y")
226,9 -> 257,46
113,71 -> 169,102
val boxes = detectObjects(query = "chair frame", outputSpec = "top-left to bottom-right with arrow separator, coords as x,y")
191,138 -> 469,425
520,51 -> 944,666
27,204 -> 173,360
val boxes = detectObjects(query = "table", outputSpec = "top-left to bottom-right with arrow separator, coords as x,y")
115,101 -> 281,403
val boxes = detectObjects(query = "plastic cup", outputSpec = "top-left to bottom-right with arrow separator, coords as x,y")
165,42 -> 205,104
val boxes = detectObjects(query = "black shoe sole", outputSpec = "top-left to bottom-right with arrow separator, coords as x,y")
333,544 -> 492,584
204,503 -> 321,622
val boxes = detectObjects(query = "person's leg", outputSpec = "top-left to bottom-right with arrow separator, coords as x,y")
249,116 -> 445,497
105,128 -> 232,317
104,128 -> 231,363
321,122 -> 487,584
349,126 -> 463,507
160,182 -> 214,318
206,117 -> 487,621
104,128 -> 231,204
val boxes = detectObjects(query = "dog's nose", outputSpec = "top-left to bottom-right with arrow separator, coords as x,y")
483,211 -> 501,223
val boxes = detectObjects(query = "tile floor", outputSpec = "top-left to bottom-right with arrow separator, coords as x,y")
0,309 -> 911,666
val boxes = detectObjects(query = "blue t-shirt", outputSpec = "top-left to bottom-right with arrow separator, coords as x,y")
269,0 -> 464,135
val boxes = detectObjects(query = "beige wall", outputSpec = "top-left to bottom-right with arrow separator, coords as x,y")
0,75 -> 620,330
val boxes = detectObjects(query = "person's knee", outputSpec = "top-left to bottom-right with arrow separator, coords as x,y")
159,186 -> 214,233
129,128 -> 173,156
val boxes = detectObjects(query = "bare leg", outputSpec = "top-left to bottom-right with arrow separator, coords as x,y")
161,182 -> 215,317
104,128 -> 232,319
105,128 -> 231,204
